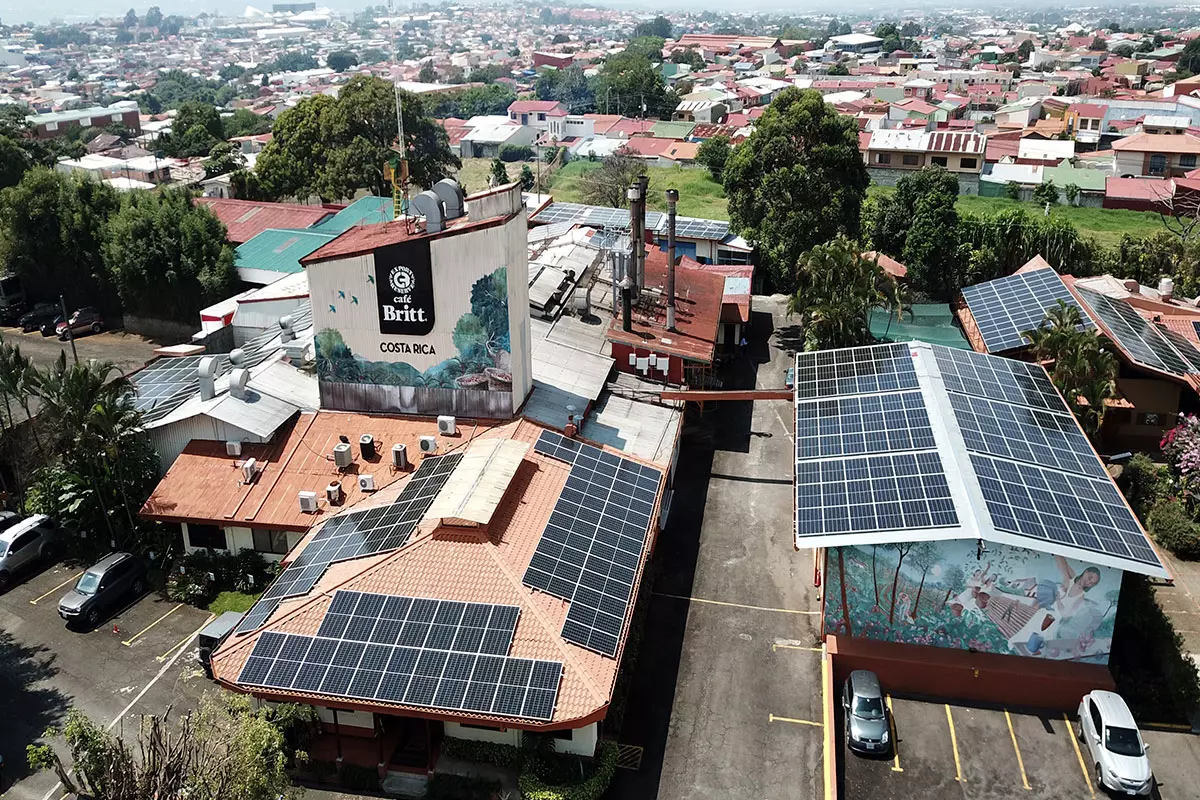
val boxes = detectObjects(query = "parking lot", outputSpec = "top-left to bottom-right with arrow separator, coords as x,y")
1,327 -> 158,374
841,695 -> 1200,800
611,297 -> 828,800
0,559 -> 213,800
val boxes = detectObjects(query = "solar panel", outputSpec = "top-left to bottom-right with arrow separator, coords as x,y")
671,218 -> 731,242
237,610 -> 562,721
1159,326 -> 1200,372
793,343 -> 919,399
795,452 -> 958,537
961,268 -> 1093,353
1076,287 -> 1195,376
526,430 -> 662,657
948,393 -> 1108,479
235,452 -> 464,635
931,346 -> 1063,411
317,591 -> 519,655
971,454 -> 1162,568
794,391 -> 935,461
1193,321 -> 1200,342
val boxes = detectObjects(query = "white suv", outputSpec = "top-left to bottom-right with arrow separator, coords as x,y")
0,515 -> 59,590
1077,690 -> 1153,796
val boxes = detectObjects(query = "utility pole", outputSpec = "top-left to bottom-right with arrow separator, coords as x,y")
58,294 -> 77,365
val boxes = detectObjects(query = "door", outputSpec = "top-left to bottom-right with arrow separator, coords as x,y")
8,530 -> 38,570
1084,699 -> 1104,763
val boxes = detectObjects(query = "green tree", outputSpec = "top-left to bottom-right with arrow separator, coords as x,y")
551,33 -> 570,45
874,22 -> 899,39
594,50 -> 677,118
103,188 -> 236,321
27,693 -> 297,800
431,84 -> 516,118
723,87 -> 869,292
670,47 -> 705,69
900,21 -> 922,37
633,15 -> 672,40
624,36 -> 666,61
580,147 -> 647,208
0,136 -> 31,189
696,134 -> 731,182
785,236 -> 894,351
123,8 -> 138,27
326,50 -> 359,72
489,158 -> 509,186
1018,39 -> 1035,60
205,141 -> 246,178
1089,35 -> 1107,51
418,62 -> 437,83
1112,43 -> 1135,58
470,64 -> 506,84
267,51 -> 318,73
1025,301 -> 1117,439
0,168 -> 121,312
257,76 -> 459,200
222,107 -> 272,138
519,164 -> 535,191
866,166 -> 961,298
1064,183 -> 1080,206
827,62 -> 849,76
144,5 -> 163,27
1033,179 -> 1060,206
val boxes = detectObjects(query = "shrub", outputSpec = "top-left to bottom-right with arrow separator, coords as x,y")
1117,453 -> 1168,521
1032,179 -> 1059,206
1109,573 -> 1200,723
1146,497 -> 1200,559
339,763 -> 380,791
499,144 -> 534,162
1005,181 -> 1021,200
441,737 -> 525,770
166,548 -> 273,605
517,741 -> 619,800
426,773 -> 502,800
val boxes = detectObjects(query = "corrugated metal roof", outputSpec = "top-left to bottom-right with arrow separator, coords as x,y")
312,196 -> 396,234
424,439 -> 530,525
926,131 -> 986,154
235,229 -> 336,276
196,198 -> 335,244
204,391 -> 299,439
531,337 -> 613,402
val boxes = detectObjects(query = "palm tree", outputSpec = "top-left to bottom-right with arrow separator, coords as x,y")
1024,301 -> 1117,440
787,237 -> 886,351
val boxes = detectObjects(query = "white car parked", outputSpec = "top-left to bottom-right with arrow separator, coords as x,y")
1077,690 -> 1154,796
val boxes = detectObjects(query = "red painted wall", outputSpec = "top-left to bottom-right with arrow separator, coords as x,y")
611,342 -> 684,384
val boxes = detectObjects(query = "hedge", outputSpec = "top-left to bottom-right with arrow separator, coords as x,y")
1146,497 -> 1200,560
517,741 -> 619,800
440,736 -> 525,770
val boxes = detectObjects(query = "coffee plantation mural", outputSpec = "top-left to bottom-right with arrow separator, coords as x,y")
824,539 -> 1121,664
315,266 -> 512,392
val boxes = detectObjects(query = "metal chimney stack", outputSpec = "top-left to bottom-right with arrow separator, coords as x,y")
665,188 -> 678,332
627,181 -> 642,294
636,174 -> 649,290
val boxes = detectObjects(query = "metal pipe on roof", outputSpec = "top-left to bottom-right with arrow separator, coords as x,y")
665,188 -> 679,332
620,275 -> 634,333
627,182 -> 642,295
636,175 -> 650,290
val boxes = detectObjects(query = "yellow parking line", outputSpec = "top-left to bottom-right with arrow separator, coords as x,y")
1064,713 -> 1096,798
772,643 -> 823,652
822,650 -> 832,800
1005,709 -> 1031,790
653,592 -> 819,614
769,713 -> 823,727
29,572 -> 82,605
156,613 -> 215,662
945,705 -> 964,783
886,695 -> 903,772
122,603 -> 183,647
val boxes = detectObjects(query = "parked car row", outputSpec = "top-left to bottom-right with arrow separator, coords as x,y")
12,304 -> 104,340
842,670 -> 1155,796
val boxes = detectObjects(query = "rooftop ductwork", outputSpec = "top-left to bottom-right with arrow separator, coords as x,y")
412,190 -> 445,233
432,178 -> 467,220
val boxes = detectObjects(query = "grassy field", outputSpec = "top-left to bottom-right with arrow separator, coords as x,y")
207,590 -> 261,615
548,161 -> 729,219
868,186 -> 1161,249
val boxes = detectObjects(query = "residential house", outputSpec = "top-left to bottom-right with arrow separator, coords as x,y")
862,129 -> 985,193
506,100 -> 567,131
826,33 -> 883,54
27,102 -> 141,139
1112,133 -> 1200,177
1064,103 -> 1106,145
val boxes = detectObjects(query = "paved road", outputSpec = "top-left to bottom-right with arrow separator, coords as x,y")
613,295 -> 824,800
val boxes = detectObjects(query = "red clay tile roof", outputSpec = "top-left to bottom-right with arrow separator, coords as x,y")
863,250 -> 907,279
508,100 -> 567,115
196,198 -> 335,244
208,419 -> 665,729
606,249 -> 723,363
142,411 -> 501,531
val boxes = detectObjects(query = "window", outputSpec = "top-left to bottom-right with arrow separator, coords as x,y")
1138,412 -> 1164,426
1088,700 -> 1103,733
902,154 -> 920,166
931,156 -> 948,167
1149,153 -> 1168,175
187,524 -> 227,550
875,152 -> 891,165
1183,154 -> 1197,168
960,157 -> 978,169
537,113 -> 546,121
716,249 -> 753,265
253,528 -> 290,555
459,722 -> 503,731
46,121 -> 57,132
10,530 -> 37,553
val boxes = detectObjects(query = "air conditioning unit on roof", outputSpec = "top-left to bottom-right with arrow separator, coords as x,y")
358,474 -> 376,492
437,415 -> 456,436
226,441 -> 242,457
419,435 -> 438,454
241,457 -> 257,484
332,442 -> 353,469
298,491 -> 318,513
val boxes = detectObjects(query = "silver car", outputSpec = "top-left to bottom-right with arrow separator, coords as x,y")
843,669 -> 891,756
1078,690 -> 1153,796
0,514 -> 59,590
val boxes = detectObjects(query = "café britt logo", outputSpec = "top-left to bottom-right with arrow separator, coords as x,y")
375,240 -> 435,336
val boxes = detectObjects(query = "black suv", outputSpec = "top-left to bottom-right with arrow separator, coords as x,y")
18,303 -> 59,333
58,552 -> 146,627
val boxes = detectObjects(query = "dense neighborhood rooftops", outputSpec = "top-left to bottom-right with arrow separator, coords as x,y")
1111,132 -> 1200,154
